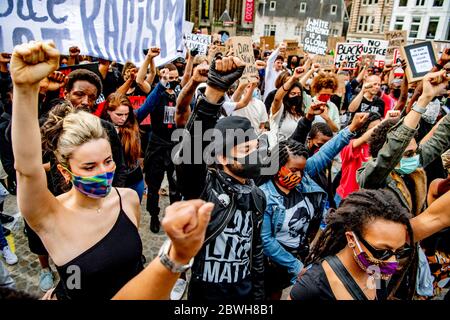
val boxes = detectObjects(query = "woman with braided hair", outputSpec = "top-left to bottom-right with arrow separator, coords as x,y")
289,188 -> 450,300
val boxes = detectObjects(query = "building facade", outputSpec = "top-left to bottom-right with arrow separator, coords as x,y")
347,0 -> 394,40
253,0 -> 346,43
389,0 -> 450,42
186,0 -> 257,36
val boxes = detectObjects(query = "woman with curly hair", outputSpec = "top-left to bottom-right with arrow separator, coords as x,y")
304,72 -> 341,132
289,188 -> 450,300
102,93 -> 145,201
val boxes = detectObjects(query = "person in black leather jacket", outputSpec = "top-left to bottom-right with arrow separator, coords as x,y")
174,56 -> 267,301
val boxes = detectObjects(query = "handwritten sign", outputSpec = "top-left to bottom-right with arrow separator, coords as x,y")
328,36 -> 345,52
0,0 -> 185,67
334,42 -> 363,70
401,41 -> 438,82
184,33 -> 211,56
312,55 -> 335,70
303,18 -> 330,56
284,40 -> 300,57
228,37 -> 258,83
385,30 -> 407,61
361,38 -> 388,66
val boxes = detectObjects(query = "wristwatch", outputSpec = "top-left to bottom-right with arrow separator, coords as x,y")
412,103 -> 427,115
158,240 -> 193,273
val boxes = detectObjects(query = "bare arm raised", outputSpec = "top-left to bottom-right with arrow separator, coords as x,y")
10,41 -> 62,231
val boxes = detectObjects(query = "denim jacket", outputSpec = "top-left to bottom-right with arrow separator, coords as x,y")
260,127 -> 355,283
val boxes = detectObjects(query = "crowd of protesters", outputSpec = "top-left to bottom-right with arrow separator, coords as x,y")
0,35 -> 449,302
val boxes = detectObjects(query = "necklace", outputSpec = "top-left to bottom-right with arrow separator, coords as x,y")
77,200 -> 104,214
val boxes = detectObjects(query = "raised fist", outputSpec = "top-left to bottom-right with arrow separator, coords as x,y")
10,41 -> 60,87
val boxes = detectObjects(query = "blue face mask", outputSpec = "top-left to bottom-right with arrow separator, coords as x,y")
395,155 -> 420,175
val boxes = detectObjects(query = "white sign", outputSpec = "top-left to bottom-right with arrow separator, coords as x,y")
184,33 -> 211,56
361,38 -> 388,62
410,46 -> 433,73
334,42 -> 363,69
0,0 -> 185,66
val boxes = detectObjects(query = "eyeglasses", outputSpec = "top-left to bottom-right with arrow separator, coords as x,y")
354,232 -> 412,261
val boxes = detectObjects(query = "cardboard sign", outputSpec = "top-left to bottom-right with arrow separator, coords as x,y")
129,96 -> 151,126
227,37 -> 258,83
302,18 -> 330,56
207,45 -> 228,63
414,39 -> 450,58
312,55 -> 335,70
401,41 -> 438,82
385,30 -> 407,61
184,33 -> 212,56
328,36 -> 345,52
260,36 -> 275,50
361,39 -> 388,64
334,42 -> 363,70
284,40 -> 300,57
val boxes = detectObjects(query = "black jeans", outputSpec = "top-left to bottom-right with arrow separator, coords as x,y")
144,142 -> 181,217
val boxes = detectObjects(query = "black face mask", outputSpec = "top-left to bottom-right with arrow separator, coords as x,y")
167,80 -> 179,90
392,88 -> 401,99
227,149 -> 262,180
284,96 -> 302,109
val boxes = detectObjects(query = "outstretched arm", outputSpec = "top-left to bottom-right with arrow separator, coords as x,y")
113,200 -> 214,300
136,48 -> 160,95
10,41 -> 62,231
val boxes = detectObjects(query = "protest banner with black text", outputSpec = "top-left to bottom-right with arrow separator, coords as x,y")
334,42 -> 363,70
228,36 -> 258,83
184,33 -> 211,56
0,0 -> 185,66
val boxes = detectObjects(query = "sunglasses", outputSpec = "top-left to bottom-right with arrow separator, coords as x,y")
354,232 -> 412,261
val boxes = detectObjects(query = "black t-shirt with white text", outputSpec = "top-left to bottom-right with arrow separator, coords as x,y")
357,96 -> 385,117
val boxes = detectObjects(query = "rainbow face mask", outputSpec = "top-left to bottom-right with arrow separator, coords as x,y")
64,166 -> 115,199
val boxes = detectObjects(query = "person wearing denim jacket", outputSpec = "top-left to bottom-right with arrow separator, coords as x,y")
357,70 -> 450,299
259,114 -> 368,298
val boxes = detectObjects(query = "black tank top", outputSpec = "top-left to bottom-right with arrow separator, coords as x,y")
54,188 -> 143,300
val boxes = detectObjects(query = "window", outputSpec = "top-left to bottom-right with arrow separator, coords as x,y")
330,5 -> 337,14
300,2 -> 307,12
399,0 -> 408,6
426,17 -> 440,39
357,16 -> 375,32
264,24 -> 276,36
380,16 -> 387,32
416,0 -> 425,5
269,1 -> 276,11
433,0 -> 444,6
409,17 -> 421,38
294,26 -> 302,36
394,16 -> 404,30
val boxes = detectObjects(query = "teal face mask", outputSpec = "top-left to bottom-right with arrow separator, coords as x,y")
395,155 -> 420,175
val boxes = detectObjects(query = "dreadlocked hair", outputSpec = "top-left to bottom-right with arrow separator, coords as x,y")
256,138 -> 309,185
305,189 -> 417,299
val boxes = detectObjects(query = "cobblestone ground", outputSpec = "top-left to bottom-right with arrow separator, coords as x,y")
2,191 -> 169,298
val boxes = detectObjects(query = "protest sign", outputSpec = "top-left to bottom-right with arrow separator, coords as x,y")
414,39 -> 450,58
334,42 -> 363,70
284,40 -> 300,57
328,36 -> 345,52
260,36 -> 275,50
302,18 -> 330,56
312,55 -> 335,70
385,30 -> 407,61
184,33 -> 211,56
361,38 -> 388,67
228,37 -> 258,83
401,41 -> 438,82
207,45 -> 227,63
0,0 -> 185,67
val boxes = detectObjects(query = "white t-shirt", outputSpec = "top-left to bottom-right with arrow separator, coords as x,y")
232,98 -> 268,134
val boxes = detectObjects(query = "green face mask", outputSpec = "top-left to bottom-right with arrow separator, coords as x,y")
395,155 -> 420,175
